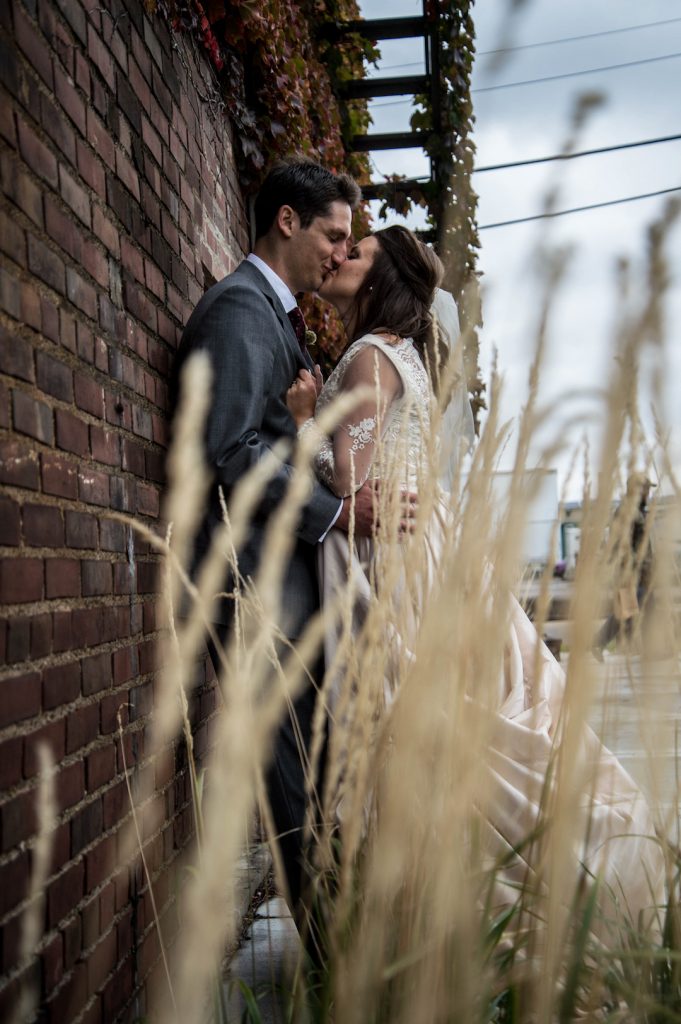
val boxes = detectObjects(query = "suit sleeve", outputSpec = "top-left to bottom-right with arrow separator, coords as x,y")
183,283 -> 340,545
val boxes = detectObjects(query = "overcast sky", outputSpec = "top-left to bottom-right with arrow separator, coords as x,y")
358,0 -> 681,500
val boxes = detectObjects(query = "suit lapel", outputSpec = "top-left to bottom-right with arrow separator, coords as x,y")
234,260 -> 305,365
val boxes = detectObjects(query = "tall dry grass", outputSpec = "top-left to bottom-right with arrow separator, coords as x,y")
11,141 -> 681,1024
103,187 -> 679,1023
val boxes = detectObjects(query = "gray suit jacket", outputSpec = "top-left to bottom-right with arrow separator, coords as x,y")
172,260 -> 340,637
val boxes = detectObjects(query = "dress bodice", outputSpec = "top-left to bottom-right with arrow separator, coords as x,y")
305,334 -> 432,496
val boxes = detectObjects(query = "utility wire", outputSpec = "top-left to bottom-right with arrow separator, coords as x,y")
478,16 -> 681,56
474,131 -> 681,173
370,49 -> 681,106
479,185 -> 681,230
376,16 -> 681,69
473,49 -> 681,93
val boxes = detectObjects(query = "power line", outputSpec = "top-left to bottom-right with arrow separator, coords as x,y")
479,185 -> 681,230
374,17 -> 681,71
473,49 -> 681,93
478,16 -> 681,56
475,132 -> 681,173
370,48 -> 681,107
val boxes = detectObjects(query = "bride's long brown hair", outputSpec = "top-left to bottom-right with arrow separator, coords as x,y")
350,226 -> 447,393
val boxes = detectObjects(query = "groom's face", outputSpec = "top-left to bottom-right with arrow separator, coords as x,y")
287,200 -> 353,293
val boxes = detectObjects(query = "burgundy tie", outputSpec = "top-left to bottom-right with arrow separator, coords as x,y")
287,306 -> 308,354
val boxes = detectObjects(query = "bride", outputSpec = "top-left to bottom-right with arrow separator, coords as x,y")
285,225 -> 664,939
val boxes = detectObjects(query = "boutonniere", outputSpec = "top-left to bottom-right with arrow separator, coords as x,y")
305,329 -> 318,354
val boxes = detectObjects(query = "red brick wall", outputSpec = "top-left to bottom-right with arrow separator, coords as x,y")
0,0 -> 248,1019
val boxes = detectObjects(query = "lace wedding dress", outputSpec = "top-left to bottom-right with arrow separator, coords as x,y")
298,333 -> 664,934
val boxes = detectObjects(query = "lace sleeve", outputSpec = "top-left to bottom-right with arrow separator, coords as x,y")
298,343 -> 403,498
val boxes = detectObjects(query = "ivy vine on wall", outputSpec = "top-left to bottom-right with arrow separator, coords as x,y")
149,0 -> 483,413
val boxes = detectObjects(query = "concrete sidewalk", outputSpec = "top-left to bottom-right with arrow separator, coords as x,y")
224,895 -> 303,1024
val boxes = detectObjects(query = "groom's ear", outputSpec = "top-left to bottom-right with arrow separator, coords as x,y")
276,204 -> 299,239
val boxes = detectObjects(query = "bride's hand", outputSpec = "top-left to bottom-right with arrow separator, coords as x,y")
286,369 -> 318,427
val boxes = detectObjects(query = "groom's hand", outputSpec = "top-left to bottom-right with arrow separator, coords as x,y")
336,480 -> 376,537
336,481 -> 419,537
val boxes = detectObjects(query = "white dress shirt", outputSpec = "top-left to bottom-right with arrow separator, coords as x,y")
245,253 -> 342,540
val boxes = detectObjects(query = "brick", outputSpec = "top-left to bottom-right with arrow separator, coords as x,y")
71,607 -> 102,648
41,296 -> 60,342
0,331 -> 34,387
120,236 -> 143,281
120,438 -> 145,476
0,265 -> 21,320
27,235 -> 65,294
12,389 -> 53,443
5,616 -> 30,663
109,475 -> 134,512
66,267 -> 97,319
136,481 -> 159,518
59,164 -> 90,226
0,496 -> 21,546
17,118 -> 58,189
112,645 -> 137,685
0,670 -> 41,727
41,451 -> 77,498
81,651 -> 112,696
14,4 -> 54,88
87,925 -> 116,994
81,238 -> 109,288
0,440 -> 39,491
44,196 -> 82,261
87,24 -> 115,90
81,559 -> 111,596
31,613 -> 52,657
78,466 -> 109,507
45,557 -> 80,598
65,510 -> 97,549
51,610 -> 73,652
23,718 -> 66,777
1,154 -> 43,227
76,137 -> 105,198
20,280 -> 42,330
74,372 -> 104,417
48,860 -> 85,929
100,693 -> 127,736
86,744 -> 116,791
77,322 -> 94,364
63,915 -> 82,971
43,661 -> 81,709
99,518 -> 125,552
35,350 -> 73,402
55,408 -> 89,456
86,833 -> 116,893
0,736 -> 23,790
86,108 -> 115,172
71,797 -> 102,855
0,207 -> 26,266
40,92 -> 76,168
0,559 -> 43,603
54,64 -> 86,134
23,503 -> 64,547
92,205 -> 119,256
123,279 -> 157,332
42,931 -> 64,997
90,425 -> 120,466
115,148 -> 140,202
66,703 -> 99,754
0,380 -> 9,428
0,789 -> 36,851
131,403 -> 152,441
58,307 -> 77,354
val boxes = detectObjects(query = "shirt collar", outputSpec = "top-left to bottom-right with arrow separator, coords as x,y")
246,253 -> 297,313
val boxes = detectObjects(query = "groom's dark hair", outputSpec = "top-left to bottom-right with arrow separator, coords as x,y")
254,158 -> 361,239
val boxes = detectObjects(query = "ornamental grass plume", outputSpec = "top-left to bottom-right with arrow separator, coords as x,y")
92,199 -> 680,1024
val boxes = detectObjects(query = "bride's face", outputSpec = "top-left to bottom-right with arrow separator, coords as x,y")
317,235 -> 379,317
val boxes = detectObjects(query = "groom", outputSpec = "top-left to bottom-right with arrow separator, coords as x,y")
173,159 -> 375,928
